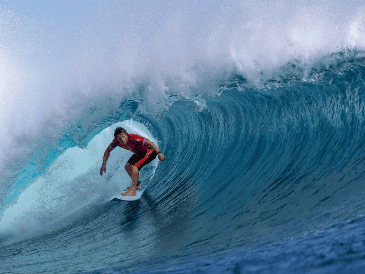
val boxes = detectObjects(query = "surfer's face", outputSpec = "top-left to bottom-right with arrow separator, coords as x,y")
117,133 -> 128,145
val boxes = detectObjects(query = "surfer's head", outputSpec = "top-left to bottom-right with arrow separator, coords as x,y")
115,127 -> 128,145
114,127 -> 127,137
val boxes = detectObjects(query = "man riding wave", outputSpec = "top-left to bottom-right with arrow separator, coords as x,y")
100,127 -> 165,196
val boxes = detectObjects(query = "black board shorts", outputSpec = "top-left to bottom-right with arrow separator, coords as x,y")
127,149 -> 157,170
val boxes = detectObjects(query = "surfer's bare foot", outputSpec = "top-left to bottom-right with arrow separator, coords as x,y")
121,189 -> 136,196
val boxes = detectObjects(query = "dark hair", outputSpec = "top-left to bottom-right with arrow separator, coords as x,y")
114,127 -> 127,138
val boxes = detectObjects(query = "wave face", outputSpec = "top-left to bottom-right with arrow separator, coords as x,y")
1,1 -> 365,273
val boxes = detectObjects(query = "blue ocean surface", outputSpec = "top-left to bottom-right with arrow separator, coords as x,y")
1,1 -> 365,273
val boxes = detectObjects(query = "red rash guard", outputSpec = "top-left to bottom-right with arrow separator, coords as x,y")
109,134 -> 149,154
109,134 -> 157,170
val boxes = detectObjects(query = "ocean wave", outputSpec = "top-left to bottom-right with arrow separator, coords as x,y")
1,1 -> 365,272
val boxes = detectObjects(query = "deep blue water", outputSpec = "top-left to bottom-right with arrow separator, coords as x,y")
1,53 -> 365,273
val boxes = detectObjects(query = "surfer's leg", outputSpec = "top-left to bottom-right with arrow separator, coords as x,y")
122,157 -> 139,196
122,151 -> 156,196
121,165 -> 139,196
130,165 -> 139,190
125,163 -> 141,190
125,163 -> 133,178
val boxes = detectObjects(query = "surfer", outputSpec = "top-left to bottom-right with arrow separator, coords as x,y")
100,127 -> 165,196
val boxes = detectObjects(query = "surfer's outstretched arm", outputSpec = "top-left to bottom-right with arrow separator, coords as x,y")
100,146 -> 112,176
144,138 -> 165,162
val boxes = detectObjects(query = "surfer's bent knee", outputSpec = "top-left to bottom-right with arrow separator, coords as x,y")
131,165 -> 139,174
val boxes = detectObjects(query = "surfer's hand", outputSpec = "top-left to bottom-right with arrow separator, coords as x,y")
100,164 -> 106,176
158,153 -> 165,162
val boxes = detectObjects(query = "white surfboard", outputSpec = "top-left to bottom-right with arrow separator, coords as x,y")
110,180 -> 146,201
110,189 -> 143,201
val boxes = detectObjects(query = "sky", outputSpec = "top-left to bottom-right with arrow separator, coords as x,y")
0,0 -> 232,77
2,0 -> 228,38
